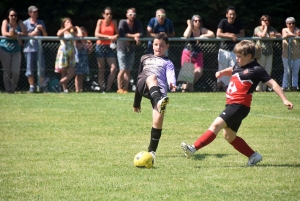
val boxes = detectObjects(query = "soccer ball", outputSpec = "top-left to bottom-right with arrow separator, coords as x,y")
134,151 -> 154,169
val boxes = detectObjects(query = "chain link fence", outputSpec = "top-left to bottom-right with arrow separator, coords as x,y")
0,37 -> 299,93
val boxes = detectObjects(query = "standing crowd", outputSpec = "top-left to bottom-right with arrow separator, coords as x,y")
0,6 -> 299,93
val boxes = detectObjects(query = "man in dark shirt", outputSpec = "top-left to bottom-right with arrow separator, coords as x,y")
216,6 -> 244,90
116,8 -> 143,93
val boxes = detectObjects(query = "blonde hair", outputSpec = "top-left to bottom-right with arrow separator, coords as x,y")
233,40 -> 255,59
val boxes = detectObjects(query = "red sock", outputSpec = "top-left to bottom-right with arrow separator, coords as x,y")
193,130 -> 216,150
230,136 -> 255,157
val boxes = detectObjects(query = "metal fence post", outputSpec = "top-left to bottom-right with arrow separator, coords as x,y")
37,38 -> 42,92
287,38 -> 292,90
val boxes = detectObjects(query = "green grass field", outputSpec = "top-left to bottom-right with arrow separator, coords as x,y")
0,92 -> 300,200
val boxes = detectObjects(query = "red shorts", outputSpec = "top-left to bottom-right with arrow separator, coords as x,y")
181,49 -> 203,69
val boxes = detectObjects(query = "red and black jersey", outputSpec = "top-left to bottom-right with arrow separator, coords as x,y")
226,60 -> 271,107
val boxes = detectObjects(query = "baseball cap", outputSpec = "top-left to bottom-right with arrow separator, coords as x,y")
285,17 -> 295,23
28,6 -> 38,12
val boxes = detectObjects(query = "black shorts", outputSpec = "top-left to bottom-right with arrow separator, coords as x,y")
137,76 -> 156,108
219,104 -> 250,132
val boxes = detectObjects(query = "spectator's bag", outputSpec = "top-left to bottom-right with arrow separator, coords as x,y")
177,62 -> 194,83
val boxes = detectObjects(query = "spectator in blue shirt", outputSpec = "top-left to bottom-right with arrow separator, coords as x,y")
146,8 -> 175,55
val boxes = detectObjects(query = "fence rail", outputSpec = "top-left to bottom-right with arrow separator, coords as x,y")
0,36 -> 299,92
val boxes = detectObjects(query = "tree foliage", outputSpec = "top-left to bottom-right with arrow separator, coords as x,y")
0,0 -> 300,37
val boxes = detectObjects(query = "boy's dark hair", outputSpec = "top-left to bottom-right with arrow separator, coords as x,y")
233,40 -> 255,59
226,6 -> 236,13
153,33 -> 169,44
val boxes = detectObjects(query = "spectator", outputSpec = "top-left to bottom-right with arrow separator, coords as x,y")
180,15 -> 215,92
254,15 -> 281,92
55,17 -> 82,93
216,6 -> 244,91
75,27 -> 92,93
146,8 -> 175,55
281,17 -> 300,91
116,7 -> 143,93
94,7 -> 118,93
0,8 -> 27,93
23,5 -> 48,93
133,33 -> 177,160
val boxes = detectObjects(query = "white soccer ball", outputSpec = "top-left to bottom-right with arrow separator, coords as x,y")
134,151 -> 154,169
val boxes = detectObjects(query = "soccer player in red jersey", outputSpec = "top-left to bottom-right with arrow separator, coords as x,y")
181,40 -> 293,166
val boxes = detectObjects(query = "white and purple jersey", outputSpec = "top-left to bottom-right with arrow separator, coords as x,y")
137,54 -> 176,97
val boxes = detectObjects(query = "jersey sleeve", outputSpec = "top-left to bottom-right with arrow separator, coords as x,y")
255,66 -> 272,83
165,60 -> 176,89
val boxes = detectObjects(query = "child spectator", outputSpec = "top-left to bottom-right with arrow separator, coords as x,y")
74,27 -> 92,92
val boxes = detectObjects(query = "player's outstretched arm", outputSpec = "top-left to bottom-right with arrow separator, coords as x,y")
266,79 -> 293,110
215,67 -> 233,78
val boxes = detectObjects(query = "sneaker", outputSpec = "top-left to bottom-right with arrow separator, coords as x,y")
29,86 -> 35,93
122,90 -> 128,94
117,89 -> 124,93
181,142 -> 196,159
247,152 -> 262,166
157,96 -> 169,114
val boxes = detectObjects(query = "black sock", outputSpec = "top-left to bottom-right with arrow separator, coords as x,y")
149,86 -> 161,104
148,127 -> 162,152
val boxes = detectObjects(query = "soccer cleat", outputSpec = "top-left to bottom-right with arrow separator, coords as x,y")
181,142 -> 196,159
149,151 -> 156,164
247,152 -> 262,166
157,96 -> 169,114
149,151 -> 156,159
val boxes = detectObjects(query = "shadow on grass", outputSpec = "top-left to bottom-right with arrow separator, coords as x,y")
193,153 -> 231,160
258,164 -> 300,168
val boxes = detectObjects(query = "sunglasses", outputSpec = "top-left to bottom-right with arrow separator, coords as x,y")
128,13 -> 136,17
105,13 -> 112,16
287,22 -> 295,25
157,14 -> 165,17
10,15 -> 18,17
194,20 -> 201,23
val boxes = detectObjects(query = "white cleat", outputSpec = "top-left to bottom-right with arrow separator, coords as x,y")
181,142 -> 196,159
149,151 -> 156,164
247,152 -> 262,166
157,97 -> 169,114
